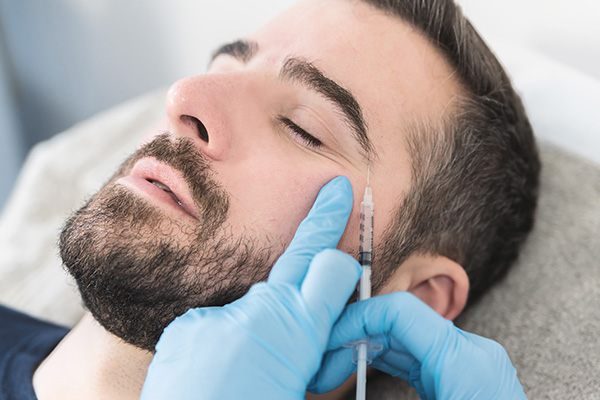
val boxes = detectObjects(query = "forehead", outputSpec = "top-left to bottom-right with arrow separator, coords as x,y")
249,0 -> 463,140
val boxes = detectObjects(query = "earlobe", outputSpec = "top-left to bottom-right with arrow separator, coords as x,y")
378,254 -> 469,320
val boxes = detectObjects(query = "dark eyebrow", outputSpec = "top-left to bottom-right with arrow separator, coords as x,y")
211,40 -> 374,160
280,57 -> 373,160
211,39 -> 257,63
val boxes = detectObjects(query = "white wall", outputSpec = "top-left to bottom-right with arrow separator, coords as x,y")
0,40 -> 23,208
457,0 -> 600,81
154,1 -> 301,80
457,0 -> 600,162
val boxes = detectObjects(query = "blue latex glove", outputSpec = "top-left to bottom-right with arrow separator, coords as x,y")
311,292 -> 527,399
141,176 -> 362,400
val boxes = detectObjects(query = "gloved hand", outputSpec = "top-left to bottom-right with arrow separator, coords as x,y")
140,176 -> 362,400
310,292 -> 527,400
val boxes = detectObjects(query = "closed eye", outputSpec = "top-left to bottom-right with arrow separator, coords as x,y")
277,116 -> 323,149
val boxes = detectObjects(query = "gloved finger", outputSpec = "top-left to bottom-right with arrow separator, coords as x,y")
301,248 -> 361,328
371,350 -> 416,380
327,292 -> 451,364
268,176 -> 353,286
308,347 -> 356,394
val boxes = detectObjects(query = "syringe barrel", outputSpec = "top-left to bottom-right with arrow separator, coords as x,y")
359,186 -> 374,302
359,198 -> 374,255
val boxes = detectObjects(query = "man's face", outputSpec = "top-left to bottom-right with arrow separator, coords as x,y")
60,0 -> 461,351
167,0 -> 462,253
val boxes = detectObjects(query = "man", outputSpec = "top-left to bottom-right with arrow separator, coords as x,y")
0,0 -> 539,399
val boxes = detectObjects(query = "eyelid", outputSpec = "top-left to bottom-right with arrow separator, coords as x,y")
277,116 -> 323,149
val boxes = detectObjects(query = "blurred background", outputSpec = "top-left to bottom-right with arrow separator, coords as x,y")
1,0 -> 599,210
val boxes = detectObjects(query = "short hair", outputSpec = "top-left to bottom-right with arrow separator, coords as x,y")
362,0 -> 541,304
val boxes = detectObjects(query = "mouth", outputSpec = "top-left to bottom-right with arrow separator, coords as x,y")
116,158 -> 201,221
148,179 -> 183,206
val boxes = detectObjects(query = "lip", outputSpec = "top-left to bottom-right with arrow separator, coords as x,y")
116,158 -> 200,221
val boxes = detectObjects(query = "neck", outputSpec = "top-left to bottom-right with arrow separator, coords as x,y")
34,313 -> 357,400
33,312 -> 153,400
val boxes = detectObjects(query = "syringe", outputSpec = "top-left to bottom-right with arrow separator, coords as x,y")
353,168 -> 378,400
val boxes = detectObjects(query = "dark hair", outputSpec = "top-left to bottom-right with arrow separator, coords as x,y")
362,0 -> 541,304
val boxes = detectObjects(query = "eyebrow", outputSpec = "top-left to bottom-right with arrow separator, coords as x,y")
211,39 -> 257,63
211,39 -> 374,160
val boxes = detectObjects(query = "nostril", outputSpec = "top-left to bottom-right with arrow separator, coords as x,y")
181,115 -> 209,143
194,118 -> 209,143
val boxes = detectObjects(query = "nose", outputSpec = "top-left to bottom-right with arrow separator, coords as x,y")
165,75 -> 235,161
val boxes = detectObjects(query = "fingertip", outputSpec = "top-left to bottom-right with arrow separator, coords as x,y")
316,176 -> 353,213
311,248 -> 362,287
327,175 -> 352,195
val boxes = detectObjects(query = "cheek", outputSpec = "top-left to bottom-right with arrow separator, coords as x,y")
337,206 -> 361,257
219,151 -> 339,248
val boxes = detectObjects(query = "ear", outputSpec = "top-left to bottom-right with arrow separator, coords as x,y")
378,254 -> 469,320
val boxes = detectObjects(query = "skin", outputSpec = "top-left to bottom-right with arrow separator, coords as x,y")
33,0 -> 467,399
162,0 -> 462,256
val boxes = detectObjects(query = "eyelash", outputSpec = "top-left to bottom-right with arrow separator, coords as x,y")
277,116 -> 323,149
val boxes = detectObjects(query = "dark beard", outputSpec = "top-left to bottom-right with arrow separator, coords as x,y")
59,134 -> 276,351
